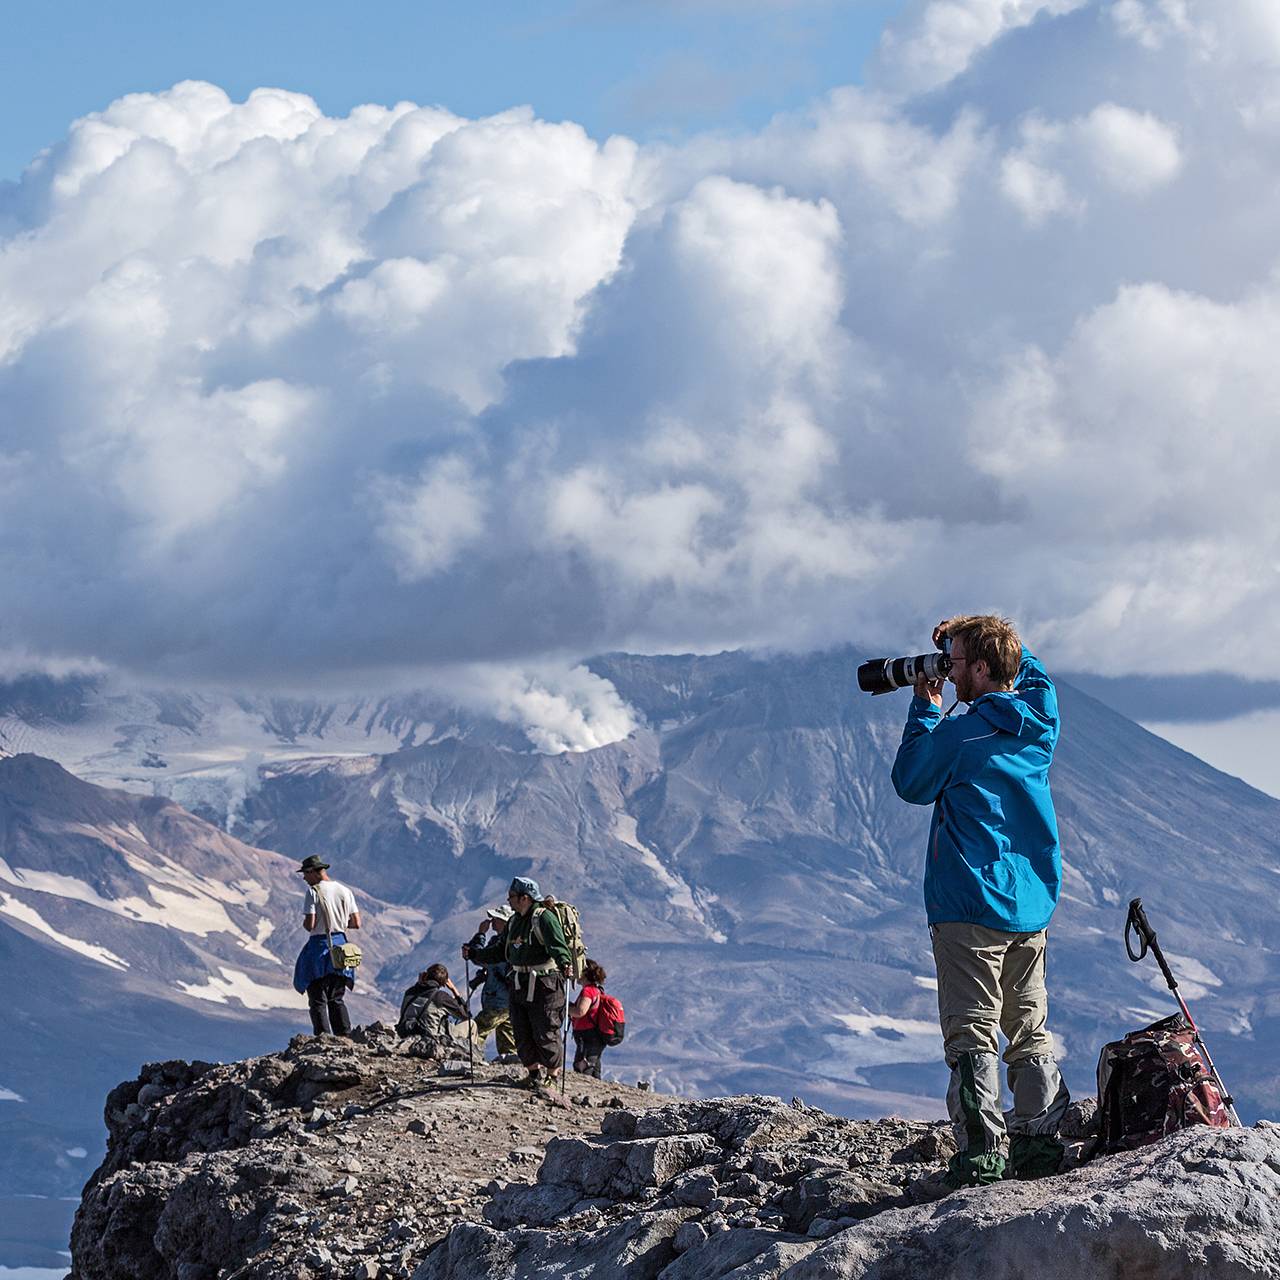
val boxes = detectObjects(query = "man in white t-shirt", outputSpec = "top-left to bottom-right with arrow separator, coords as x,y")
294,855 -> 361,1036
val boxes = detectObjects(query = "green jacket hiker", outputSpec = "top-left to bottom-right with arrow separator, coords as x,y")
463,876 -> 571,1087
469,898 -> 571,973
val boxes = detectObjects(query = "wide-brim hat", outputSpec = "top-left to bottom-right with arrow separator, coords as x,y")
297,855 -> 331,874
486,904 -> 515,921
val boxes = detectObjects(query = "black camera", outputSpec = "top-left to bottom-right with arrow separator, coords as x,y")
857,638 -> 952,695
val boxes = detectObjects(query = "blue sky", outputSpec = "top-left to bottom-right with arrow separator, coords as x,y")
2,0 -> 904,179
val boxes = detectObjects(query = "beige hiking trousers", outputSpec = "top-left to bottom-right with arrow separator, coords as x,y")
930,922 -> 1056,1064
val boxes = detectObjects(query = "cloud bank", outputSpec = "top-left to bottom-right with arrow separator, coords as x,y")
2,0 -> 1279,738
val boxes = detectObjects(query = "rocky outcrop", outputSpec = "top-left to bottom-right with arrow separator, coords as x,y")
418,1097 -> 1280,1280
70,1040 -> 1280,1280
70,1027 -> 665,1280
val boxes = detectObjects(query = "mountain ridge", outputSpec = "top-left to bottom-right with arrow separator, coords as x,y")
1,647 -> 1277,1231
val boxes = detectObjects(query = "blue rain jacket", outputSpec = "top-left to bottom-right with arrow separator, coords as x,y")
891,648 -> 1061,932
466,931 -> 511,1012
293,933 -> 356,993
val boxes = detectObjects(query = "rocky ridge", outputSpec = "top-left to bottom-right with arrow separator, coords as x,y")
70,1033 -> 1280,1280
432,1095 -> 1280,1274
425,1099 -> 1280,1279
70,1029 -> 664,1280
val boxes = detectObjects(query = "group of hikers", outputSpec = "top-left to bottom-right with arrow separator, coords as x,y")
291,613 -> 1079,1190
292,864 -> 623,1090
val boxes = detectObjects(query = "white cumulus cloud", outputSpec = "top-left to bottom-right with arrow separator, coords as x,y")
875,0 -> 1088,94
999,103 -> 1181,223
2,1 -> 1280,694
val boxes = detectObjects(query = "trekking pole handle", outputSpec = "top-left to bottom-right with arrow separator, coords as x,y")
1126,897 -> 1180,992
1125,898 -> 1155,962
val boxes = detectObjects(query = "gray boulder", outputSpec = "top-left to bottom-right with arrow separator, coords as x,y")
780,1125 -> 1280,1280
778,1171 -> 904,1233
538,1134 -> 717,1199
661,1228 -> 812,1280
484,1182 -> 582,1229
413,1209 -> 695,1280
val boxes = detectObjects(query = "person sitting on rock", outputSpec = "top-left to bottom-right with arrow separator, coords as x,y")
569,959 -> 609,1079
462,876 -> 571,1091
397,964 -> 475,1048
465,905 -> 519,1063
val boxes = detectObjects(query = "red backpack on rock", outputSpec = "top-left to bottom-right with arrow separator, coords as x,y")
593,992 -> 626,1046
1091,1013 -> 1232,1156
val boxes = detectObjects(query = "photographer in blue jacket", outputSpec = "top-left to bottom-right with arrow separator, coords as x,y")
892,615 -> 1069,1188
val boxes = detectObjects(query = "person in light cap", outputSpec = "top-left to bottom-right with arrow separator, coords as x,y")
463,877 -> 571,1088
465,903 -> 518,1061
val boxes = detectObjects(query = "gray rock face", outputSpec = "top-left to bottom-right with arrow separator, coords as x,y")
414,1100 -> 1280,1280
785,1124 -> 1280,1280
69,1034 -> 667,1280
778,1171 -> 903,1232
419,1211 -> 696,1280
69,1055 -> 1280,1280
414,1097 -> 940,1279
536,1133 -> 717,1199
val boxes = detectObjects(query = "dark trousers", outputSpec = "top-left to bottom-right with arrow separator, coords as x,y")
509,975 -> 565,1071
307,973 -> 352,1036
572,1028 -> 606,1078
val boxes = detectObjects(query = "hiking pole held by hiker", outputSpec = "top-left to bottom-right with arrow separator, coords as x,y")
463,954 -> 476,1082
1125,898 -> 1240,1125
561,973 -> 572,1099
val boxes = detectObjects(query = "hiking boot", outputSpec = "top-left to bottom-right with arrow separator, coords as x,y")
1008,1135 -> 1064,1180
512,1072 -> 544,1090
943,1150 -> 1006,1189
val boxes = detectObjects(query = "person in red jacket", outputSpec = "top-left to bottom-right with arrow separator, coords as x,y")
569,959 -> 609,1078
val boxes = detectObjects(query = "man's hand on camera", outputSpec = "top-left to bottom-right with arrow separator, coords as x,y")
931,620 -> 950,649
915,675 -> 945,709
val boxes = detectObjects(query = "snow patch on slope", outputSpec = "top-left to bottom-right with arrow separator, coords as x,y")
175,967 -> 299,1010
814,1012 -> 941,1084
0,855 -> 277,960
613,814 -> 726,942
1143,953 -> 1222,1003
0,893 -> 129,970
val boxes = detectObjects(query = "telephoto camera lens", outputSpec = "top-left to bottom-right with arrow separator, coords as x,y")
857,652 -> 953,695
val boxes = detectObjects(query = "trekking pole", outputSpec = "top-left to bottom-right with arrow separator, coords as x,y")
561,978 -> 572,1100
463,954 -> 476,1083
1125,898 -> 1241,1125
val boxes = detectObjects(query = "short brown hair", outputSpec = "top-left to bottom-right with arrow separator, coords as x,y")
943,615 -> 1022,688
425,963 -> 449,984
583,959 -> 607,986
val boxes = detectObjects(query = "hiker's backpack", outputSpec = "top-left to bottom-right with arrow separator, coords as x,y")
1092,1013 -> 1232,1156
532,900 -> 587,982
593,992 -> 626,1046
397,990 -> 435,1039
